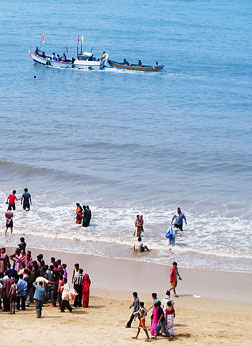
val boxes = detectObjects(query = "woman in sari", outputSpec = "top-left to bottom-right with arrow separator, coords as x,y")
150,303 -> 159,336
134,215 -> 142,237
82,206 -> 89,228
165,301 -> 175,340
82,274 -> 91,308
76,203 -> 83,224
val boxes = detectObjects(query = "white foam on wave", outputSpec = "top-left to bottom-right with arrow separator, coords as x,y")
1,192 -> 252,272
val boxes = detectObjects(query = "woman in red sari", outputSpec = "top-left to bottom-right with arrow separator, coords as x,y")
82,274 -> 91,308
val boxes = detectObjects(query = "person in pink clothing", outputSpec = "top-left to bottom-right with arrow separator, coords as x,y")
150,303 -> 159,336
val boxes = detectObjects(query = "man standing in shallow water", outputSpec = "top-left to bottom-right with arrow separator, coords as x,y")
171,207 -> 187,231
6,190 -> 19,210
21,188 -> 32,211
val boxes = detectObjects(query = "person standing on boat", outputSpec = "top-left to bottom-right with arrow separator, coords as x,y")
51,53 -> 56,61
138,60 -> 142,67
102,51 -> 108,60
171,207 -> 187,231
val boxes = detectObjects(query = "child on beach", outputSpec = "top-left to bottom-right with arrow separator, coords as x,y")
132,301 -> 150,342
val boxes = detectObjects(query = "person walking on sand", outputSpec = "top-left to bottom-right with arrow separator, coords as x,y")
132,301 -> 150,342
21,188 -> 32,211
171,207 -> 187,231
72,263 -> 80,283
6,190 -> 19,210
82,273 -> 91,308
8,279 -> 17,314
126,292 -> 140,328
150,302 -> 159,336
5,206 -> 14,235
3,273 -> 14,311
60,278 -> 72,312
16,274 -> 27,310
147,292 -> 160,319
155,301 -> 170,339
168,262 -> 182,297
33,281 -> 46,318
73,268 -> 84,307
165,301 -> 175,339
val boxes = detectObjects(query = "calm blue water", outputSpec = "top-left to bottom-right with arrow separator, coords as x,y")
0,0 -> 252,272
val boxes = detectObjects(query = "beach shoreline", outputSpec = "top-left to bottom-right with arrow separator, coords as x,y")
6,246 -> 252,304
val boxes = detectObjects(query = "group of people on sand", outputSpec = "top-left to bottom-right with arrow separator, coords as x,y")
5,189 -> 32,235
0,241 -> 91,318
126,262 -> 182,342
75,203 -> 92,227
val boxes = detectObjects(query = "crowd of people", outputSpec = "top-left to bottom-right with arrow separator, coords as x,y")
126,262 -> 181,341
0,241 -> 91,318
75,203 -> 92,227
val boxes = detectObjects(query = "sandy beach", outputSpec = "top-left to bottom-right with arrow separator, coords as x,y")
1,247 -> 252,345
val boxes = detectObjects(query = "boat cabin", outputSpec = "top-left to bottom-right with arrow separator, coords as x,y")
77,52 -> 98,61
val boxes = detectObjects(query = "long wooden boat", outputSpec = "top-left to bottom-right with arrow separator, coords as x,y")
108,60 -> 164,72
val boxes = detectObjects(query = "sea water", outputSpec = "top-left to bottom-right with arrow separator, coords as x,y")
0,0 -> 252,272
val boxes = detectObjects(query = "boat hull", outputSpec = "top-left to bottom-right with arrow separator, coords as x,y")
73,59 -> 105,70
108,60 -> 164,71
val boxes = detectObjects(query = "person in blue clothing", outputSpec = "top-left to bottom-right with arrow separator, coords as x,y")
33,281 -> 46,318
171,207 -> 187,231
16,274 -> 27,310
21,188 -> 32,211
